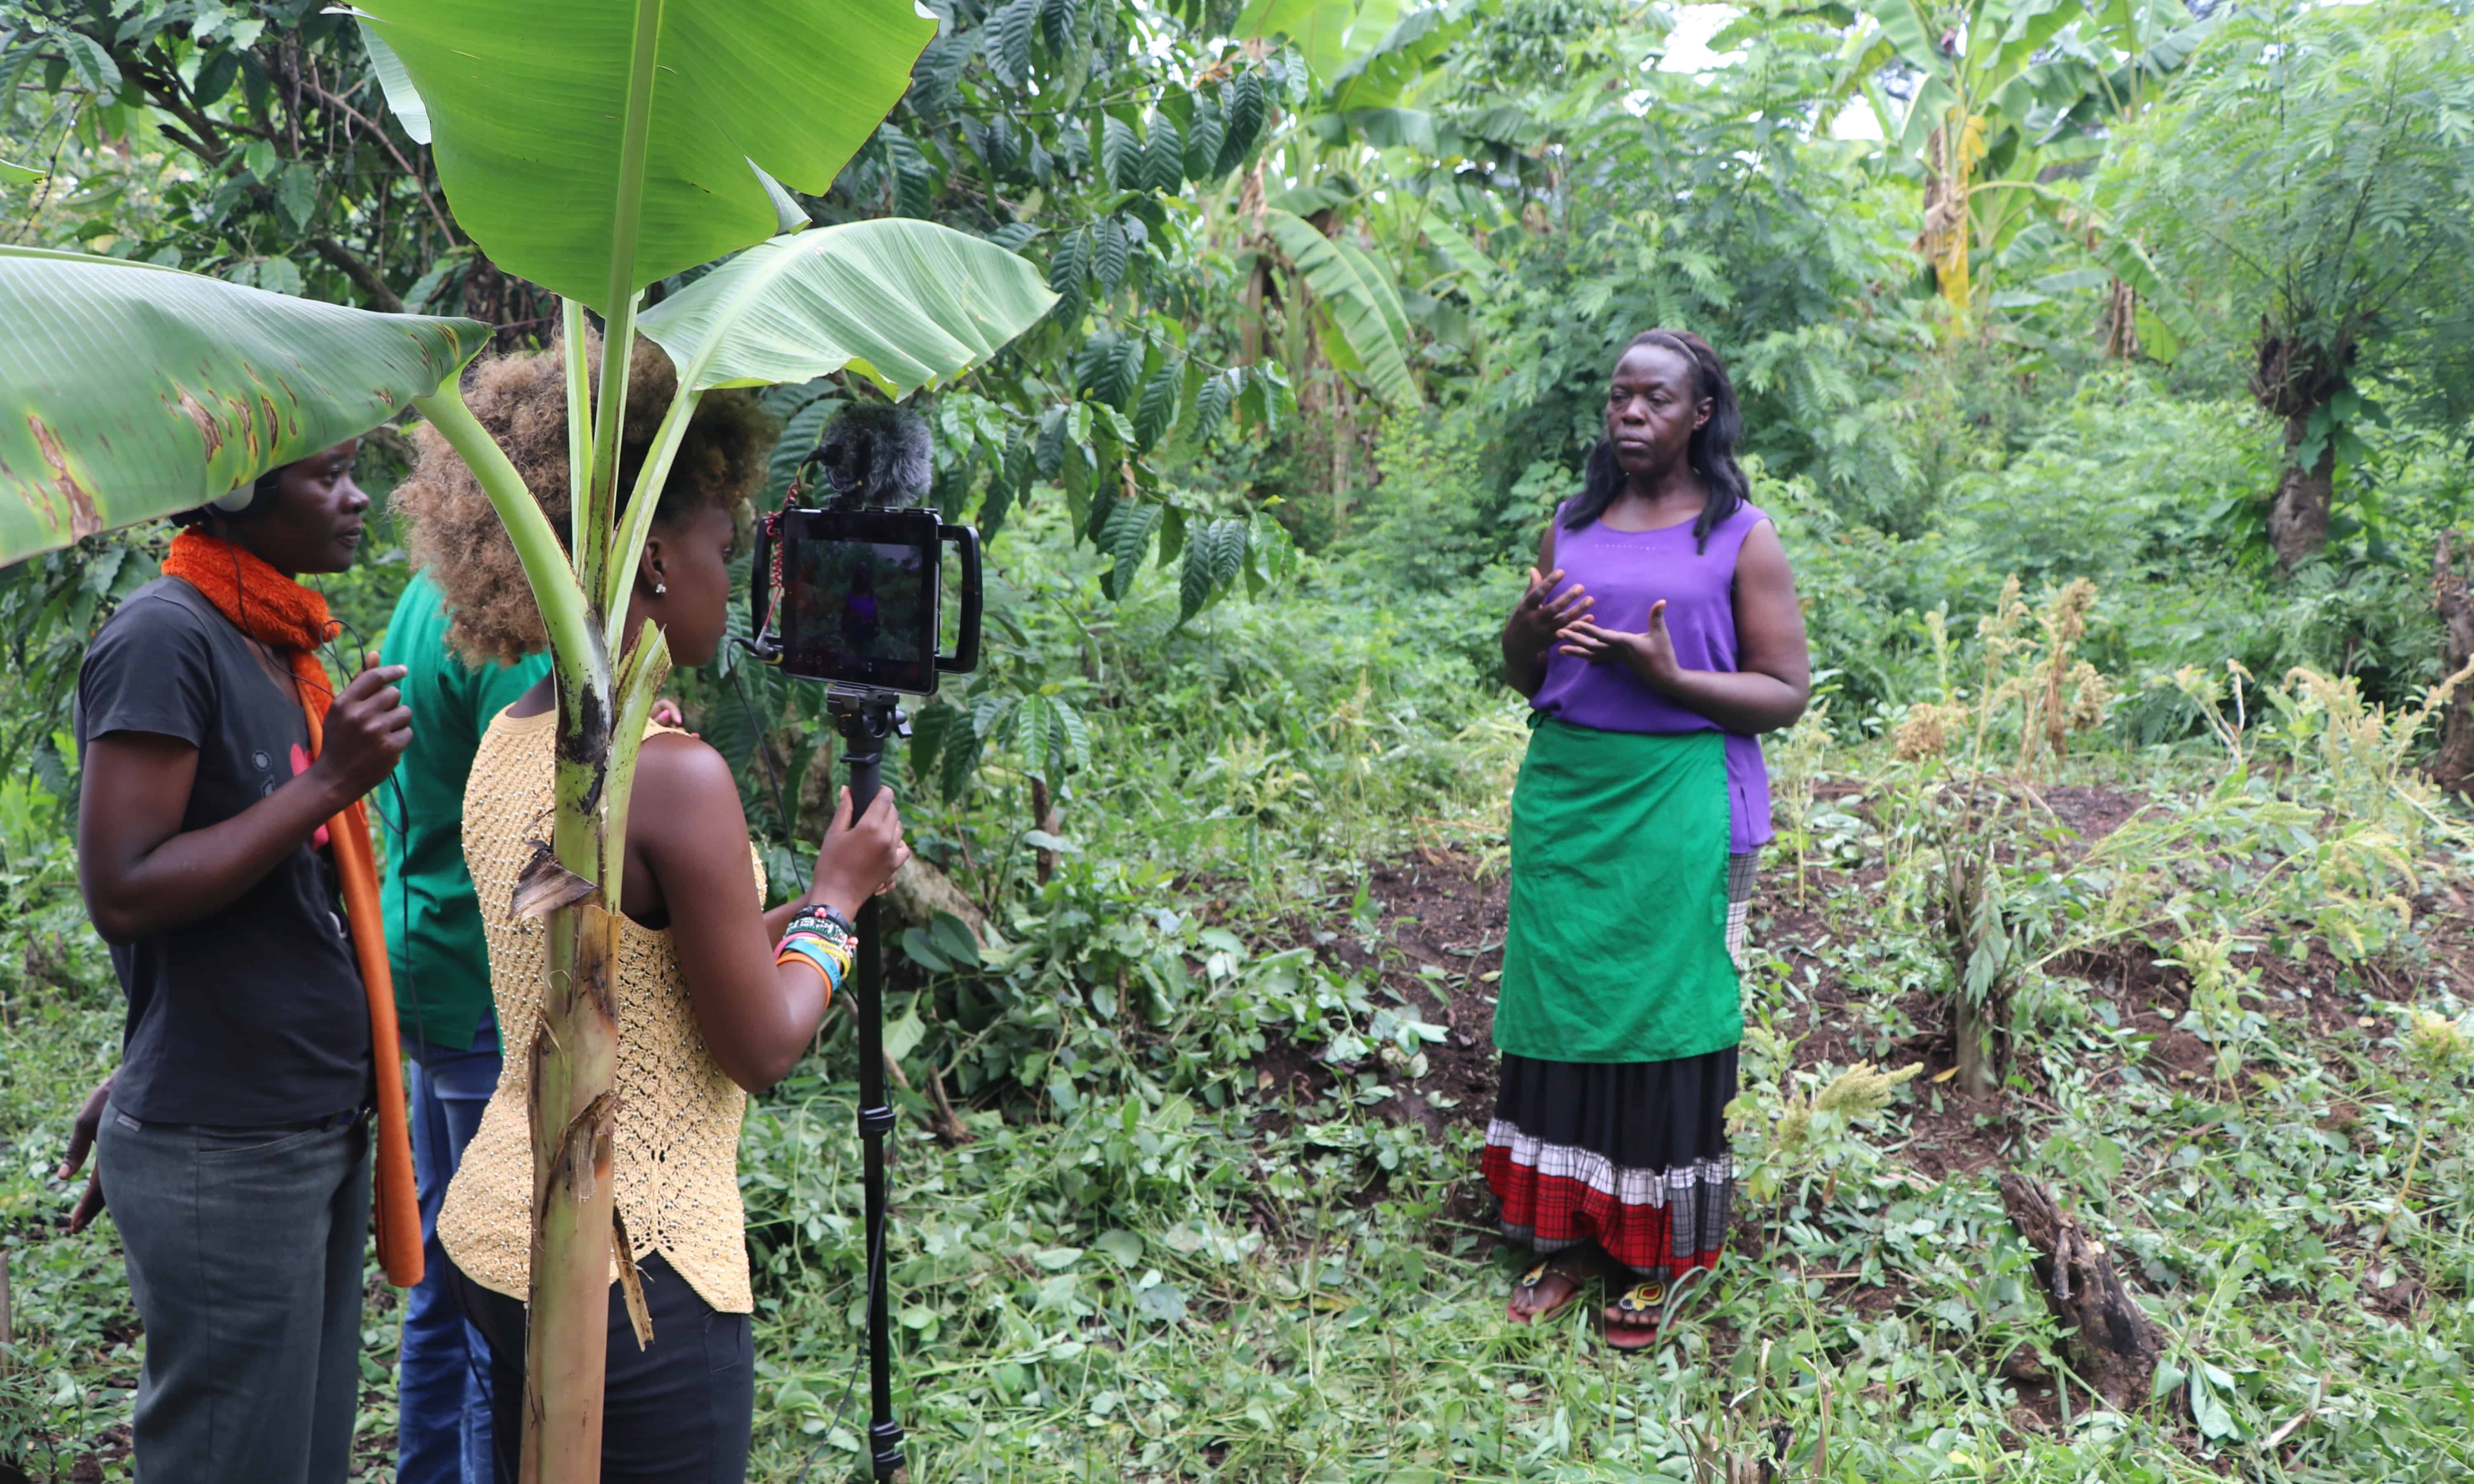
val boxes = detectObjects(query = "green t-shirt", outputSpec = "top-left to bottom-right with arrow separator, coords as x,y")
379,569 -> 553,1051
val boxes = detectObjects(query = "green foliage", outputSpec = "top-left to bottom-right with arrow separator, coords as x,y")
2104,2 -> 2474,439
0,0 -> 504,319
1460,7 -> 1928,526
5,1 -> 2474,1479
1838,0 -> 2215,322
8,474 -> 2474,1483
0,527 -> 162,786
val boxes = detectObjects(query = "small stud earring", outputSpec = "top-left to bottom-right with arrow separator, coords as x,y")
653,581 -> 667,596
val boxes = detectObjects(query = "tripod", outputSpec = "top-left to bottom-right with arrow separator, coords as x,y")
830,687 -> 906,1482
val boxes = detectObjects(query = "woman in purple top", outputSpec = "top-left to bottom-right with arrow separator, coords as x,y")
1487,330 -> 1809,1350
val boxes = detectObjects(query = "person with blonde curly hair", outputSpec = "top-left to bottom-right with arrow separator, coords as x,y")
395,338 -> 910,1483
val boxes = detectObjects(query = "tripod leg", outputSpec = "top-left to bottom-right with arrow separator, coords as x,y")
858,894 -> 903,1479
838,705 -> 905,1481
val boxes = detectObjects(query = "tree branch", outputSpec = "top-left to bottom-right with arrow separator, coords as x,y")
156,124 -> 223,165
308,235 -> 406,312
124,55 -> 265,162
294,75 -> 458,242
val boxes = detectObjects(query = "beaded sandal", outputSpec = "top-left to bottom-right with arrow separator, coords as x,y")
1603,1280 -> 1667,1351
1506,1260 -> 1584,1325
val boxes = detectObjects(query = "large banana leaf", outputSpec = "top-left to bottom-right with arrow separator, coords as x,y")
637,220 -> 1058,399
0,247 -> 489,565
351,0 -> 936,312
1325,4 -> 1468,113
1310,106 -> 1438,153
1263,208 -> 1420,408
1235,0 -> 1400,82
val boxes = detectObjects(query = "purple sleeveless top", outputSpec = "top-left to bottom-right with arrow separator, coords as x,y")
1530,501 -> 1774,852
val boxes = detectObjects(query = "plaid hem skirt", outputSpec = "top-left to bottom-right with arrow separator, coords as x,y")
1482,1047 -> 1738,1277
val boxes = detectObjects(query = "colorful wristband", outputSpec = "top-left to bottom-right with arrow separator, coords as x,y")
777,949 -> 833,1002
776,934 -> 850,995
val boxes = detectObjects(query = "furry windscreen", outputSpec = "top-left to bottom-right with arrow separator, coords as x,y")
812,403 -> 933,510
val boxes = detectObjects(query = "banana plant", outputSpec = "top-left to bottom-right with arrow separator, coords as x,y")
1233,0 -> 1404,81
357,3 -> 1056,1476
1837,0 -> 2212,331
2,0 -> 1057,1473
1839,0 -> 2092,329
1235,2 -> 1476,409
1263,205 -> 1422,408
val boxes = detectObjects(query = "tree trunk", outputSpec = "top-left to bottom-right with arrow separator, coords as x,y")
1943,845 -> 2004,1099
417,348 -> 669,1484
885,855 -> 986,942
2098,277 -> 2140,360
1329,387 -> 1354,533
523,676 -> 626,1484
1917,112 -> 1982,332
2435,532 -> 2474,794
1997,1173 -> 2164,1411
1029,776 -> 1059,884
2267,413 -> 2335,572
0,1256 -> 22,1484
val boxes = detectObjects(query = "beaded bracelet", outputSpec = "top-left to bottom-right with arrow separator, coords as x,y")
776,896 -> 855,1003
785,902 -> 856,944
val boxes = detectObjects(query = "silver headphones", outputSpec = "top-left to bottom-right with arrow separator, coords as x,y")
209,465 -> 285,515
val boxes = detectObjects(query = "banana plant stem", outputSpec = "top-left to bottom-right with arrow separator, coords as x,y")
601,387 -> 704,641
563,299 -> 597,593
584,293 -> 640,608
413,382 -> 604,693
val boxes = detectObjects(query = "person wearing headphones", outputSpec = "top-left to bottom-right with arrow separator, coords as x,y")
64,440 -> 415,1484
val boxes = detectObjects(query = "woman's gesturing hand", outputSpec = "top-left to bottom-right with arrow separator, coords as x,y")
1557,599 -> 1682,691
806,786 -> 911,920
310,654 -> 413,802
1507,568 -> 1593,658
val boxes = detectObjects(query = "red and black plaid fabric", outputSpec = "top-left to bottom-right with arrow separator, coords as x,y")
1483,1049 -> 1737,1279
1482,1141 -> 1725,1277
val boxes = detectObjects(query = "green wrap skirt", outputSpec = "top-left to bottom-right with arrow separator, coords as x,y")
1492,720 -> 1741,1063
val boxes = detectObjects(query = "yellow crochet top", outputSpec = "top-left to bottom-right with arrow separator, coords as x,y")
437,707 -> 758,1314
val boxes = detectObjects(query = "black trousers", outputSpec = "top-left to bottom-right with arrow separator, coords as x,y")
446,1251 -> 755,1484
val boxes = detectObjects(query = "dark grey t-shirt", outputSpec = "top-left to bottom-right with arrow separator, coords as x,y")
75,577 -> 371,1127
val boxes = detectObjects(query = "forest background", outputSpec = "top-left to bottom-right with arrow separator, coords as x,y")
2,0 -> 2472,1479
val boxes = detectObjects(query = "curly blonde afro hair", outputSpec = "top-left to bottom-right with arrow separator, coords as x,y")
394,334 -> 778,665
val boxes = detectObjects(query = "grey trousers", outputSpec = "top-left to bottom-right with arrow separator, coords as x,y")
97,1104 -> 371,1484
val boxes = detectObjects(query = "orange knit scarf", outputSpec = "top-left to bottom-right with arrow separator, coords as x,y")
160,529 -> 422,1288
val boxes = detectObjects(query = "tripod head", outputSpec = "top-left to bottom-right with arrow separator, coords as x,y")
825,686 -> 904,814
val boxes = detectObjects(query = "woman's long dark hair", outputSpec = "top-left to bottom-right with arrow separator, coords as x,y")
1561,328 -> 1748,552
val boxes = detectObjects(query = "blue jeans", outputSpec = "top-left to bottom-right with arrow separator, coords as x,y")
96,1105 -> 369,1484
399,1020 -> 505,1484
